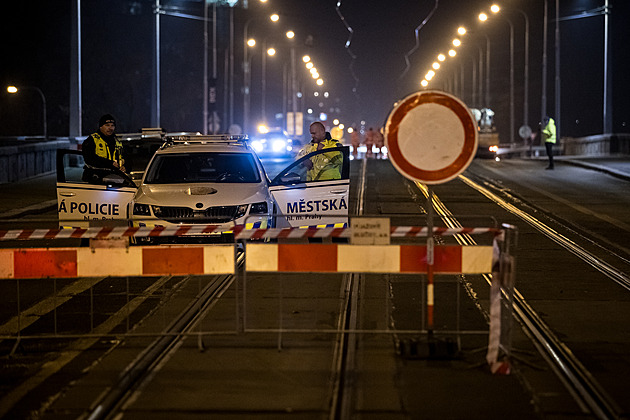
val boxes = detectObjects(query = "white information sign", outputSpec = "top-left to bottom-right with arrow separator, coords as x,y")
351,217 -> 390,245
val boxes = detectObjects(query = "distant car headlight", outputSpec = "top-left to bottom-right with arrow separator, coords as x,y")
249,201 -> 268,215
489,145 -> 499,153
133,203 -> 151,216
251,140 -> 264,153
272,139 -> 287,152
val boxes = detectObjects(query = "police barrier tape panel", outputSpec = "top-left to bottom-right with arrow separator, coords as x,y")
0,225 -> 502,241
0,243 -> 493,279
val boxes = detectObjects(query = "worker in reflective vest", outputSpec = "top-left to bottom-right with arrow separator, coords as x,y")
298,121 -> 343,181
542,116 -> 556,170
82,114 -> 126,183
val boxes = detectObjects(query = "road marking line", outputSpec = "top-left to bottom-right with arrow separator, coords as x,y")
0,277 -> 105,336
0,275 -> 175,418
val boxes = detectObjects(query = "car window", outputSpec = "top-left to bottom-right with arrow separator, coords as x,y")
61,152 -> 86,183
144,152 -> 261,184
270,146 -> 350,185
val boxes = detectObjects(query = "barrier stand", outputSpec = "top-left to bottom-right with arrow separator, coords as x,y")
485,224 -> 518,374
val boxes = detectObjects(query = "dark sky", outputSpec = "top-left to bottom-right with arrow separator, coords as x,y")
0,0 -> 627,141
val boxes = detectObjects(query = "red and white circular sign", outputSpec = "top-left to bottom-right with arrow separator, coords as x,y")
385,90 -> 478,184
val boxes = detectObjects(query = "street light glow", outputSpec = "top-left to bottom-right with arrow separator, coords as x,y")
448,49 -> 456,57
302,55 -> 310,63
453,38 -> 461,47
286,30 -> 295,39
316,79 -> 324,86
306,62 -> 314,69
491,4 -> 500,13
457,27 -> 466,35
479,13 -> 488,22
270,14 -> 279,22
426,70 -> 435,80
247,38 -> 256,47
267,47 -> 276,56
438,54 -> 446,62
421,80 -> 429,87
7,86 -> 18,93
432,62 -> 440,70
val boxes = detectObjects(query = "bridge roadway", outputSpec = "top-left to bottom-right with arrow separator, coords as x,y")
1,156 -> 630,418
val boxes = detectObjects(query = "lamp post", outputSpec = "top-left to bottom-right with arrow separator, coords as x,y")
243,13 -> 278,135
262,43 -> 276,127
490,15 -> 515,146
7,85 -> 47,139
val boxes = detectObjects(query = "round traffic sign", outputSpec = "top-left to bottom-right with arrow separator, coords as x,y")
385,90 -> 478,184
518,124 -> 532,140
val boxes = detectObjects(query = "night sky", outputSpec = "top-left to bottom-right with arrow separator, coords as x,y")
1,0 -> 628,142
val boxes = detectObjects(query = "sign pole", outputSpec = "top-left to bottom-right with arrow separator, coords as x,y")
426,186 -> 435,335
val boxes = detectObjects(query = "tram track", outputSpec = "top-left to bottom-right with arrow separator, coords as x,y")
73,159 -> 371,419
86,268 -> 238,419
414,173 -> 625,419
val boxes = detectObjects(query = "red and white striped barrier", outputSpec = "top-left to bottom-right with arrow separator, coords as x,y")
0,225 -> 502,241
246,243 -> 493,274
0,245 -> 236,279
0,243 -> 493,279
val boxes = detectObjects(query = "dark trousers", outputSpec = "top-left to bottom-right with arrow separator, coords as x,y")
545,142 -> 554,168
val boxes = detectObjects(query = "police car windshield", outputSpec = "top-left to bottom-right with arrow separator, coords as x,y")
144,152 -> 261,184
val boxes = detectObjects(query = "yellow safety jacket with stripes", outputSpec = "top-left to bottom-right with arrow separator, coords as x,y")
91,132 -> 125,167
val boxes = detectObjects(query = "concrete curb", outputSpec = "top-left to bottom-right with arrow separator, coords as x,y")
0,199 -> 58,219
561,160 -> 630,182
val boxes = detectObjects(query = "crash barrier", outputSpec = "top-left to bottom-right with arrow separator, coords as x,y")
0,225 -> 516,372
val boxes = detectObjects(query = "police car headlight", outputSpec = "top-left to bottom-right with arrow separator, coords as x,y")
133,203 -> 151,216
272,139 -> 287,152
235,204 -> 249,219
249,201 -> 268,215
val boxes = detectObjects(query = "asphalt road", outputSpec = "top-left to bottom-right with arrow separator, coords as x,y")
1,155 -> 630,418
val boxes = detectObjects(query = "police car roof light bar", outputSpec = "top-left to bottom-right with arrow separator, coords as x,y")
166,134 -> 249,143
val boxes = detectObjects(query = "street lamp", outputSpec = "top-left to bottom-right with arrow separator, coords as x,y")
7,85 -> 47,139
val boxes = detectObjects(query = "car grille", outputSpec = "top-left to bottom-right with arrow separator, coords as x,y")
152,205 -> 241,224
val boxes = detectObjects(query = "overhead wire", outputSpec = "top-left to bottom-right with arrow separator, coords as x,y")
400,0 -> 439,80
335,1 -> 360,99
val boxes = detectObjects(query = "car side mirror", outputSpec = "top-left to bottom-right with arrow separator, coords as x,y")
280,173 -> 302,184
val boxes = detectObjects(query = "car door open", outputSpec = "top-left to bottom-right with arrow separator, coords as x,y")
56,149 -> 137,228
269,146 -> 350,228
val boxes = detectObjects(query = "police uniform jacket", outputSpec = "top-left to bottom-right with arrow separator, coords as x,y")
82,131 -> 124,170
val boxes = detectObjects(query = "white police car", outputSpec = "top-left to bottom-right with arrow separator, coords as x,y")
56,134 -> 351,237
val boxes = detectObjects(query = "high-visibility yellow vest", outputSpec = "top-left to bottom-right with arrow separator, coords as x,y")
298,139 -> 343,181
92,133 -> 124,166
542,119 -> 556,144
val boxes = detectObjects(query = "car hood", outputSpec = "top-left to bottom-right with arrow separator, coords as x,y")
134,183 -> 269,207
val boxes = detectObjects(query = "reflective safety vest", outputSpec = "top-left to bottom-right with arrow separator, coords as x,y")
298,139 -> 343,181
542,118 -> 556,144
92,132 -> 124,166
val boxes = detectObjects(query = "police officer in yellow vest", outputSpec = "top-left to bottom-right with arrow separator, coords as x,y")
82,114 -> 126,183
297,121 -> 343,181
542,116 -> 556,170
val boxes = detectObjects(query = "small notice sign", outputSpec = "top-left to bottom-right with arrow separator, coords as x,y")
351,217 -> 390,245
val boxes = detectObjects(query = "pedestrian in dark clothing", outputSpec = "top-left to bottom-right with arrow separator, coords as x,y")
542,116 -> 556,170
